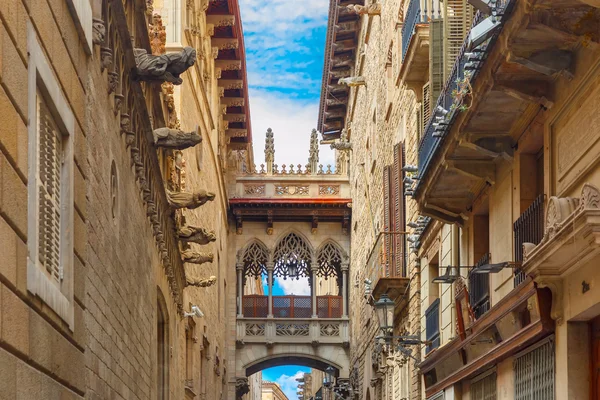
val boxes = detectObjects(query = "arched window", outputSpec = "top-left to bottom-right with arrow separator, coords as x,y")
273,233 -> 312,280
316,241 -> 343,280
242,240 -> 269,280
157,290 -> 169,400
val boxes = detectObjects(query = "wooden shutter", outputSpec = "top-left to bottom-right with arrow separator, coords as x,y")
422,81 -> 431,134
37,94 -> 63,282
383,166 -> 392,277
392,143 -> 405,277
444,0 -> 474,77
429,19 -> 445,102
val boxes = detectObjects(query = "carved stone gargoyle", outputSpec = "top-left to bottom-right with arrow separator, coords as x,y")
338,76 -> 366,87
330,128 -> 352,151
187,275 -> 217,287
153,127 -> 202,150
346,3 -> 381,15
181,250 -> 214,265
178,226 -> 217,245
236,377 -> 250,399
134,46 -> 196,85
92,18 -> 106,45
166,190 -> 215,209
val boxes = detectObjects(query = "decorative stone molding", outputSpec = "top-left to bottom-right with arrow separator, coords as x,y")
244,184 -> 265,196
319,185 -> 340,196
534,277 -> 563,325
134,47 -> 196,85
178,226 -> 217,245
166,190 -> 215,209
153,127 -> 202,150
275,185 -> 309,196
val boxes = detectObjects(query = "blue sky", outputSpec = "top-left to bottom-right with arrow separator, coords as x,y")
239,1 -> 330,397
240,0 -> 335,171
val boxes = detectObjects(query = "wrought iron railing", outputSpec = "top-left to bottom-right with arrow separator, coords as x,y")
469,253 -> 491,319
513,194 -> 545,287
416,1 -> 514,191
401,0 -> 425,62
241,295 -> 342,318
425,298 -> 440,353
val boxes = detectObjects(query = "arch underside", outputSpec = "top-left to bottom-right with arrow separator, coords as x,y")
245,355 -> 341,377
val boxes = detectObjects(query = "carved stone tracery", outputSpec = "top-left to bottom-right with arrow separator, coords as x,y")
241,241 -> 268,279
273,233 -> 312,280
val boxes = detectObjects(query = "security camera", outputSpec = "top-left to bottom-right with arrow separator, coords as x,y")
183,305 -> 204,318
364,279 -> 372,285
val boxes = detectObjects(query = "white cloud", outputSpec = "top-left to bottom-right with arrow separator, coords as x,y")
274,370 -> 306,399
275,276 -> 311,296
248,88 -> 335,169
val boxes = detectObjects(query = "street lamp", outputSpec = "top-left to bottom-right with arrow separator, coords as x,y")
374,293 -> 395,336
323,366 -> 335,389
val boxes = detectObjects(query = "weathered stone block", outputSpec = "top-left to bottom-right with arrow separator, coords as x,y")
1,285 -> 29,356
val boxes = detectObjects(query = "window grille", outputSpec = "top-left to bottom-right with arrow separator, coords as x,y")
471,371 -> 497,400
37,94 -> 63,283
514,339 -> 554,400
422,82 -> 431,135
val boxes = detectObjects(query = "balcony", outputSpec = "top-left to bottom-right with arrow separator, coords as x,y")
513,195 -> 545,287
398,0 -> 431,93
236,318 -> 349,345
468,253 -> 491,319
242,295 -> 343,319
366,232 -> 410,309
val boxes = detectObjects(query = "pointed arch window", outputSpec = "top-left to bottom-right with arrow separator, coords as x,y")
273,233 -> 312,280
242,241 -> 268,280
316,242 -> 343,280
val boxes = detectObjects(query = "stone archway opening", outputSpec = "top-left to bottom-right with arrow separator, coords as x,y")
245,355 -> 341,377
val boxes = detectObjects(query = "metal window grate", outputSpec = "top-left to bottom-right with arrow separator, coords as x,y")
471,372 -> 497,400
37,94 -> 63,283
514,339 -> 554,400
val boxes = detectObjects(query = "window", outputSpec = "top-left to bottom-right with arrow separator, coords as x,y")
471,370 -> 497,400
66,0 -> 93,53
27,24 -> 75,328
160,0 -> 182,44
514,339 -> 554,400
157,291 -> 170,400
425,298 -> 440,353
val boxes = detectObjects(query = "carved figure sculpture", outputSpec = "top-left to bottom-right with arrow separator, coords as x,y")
346,3 -> 382,15
338,76 -> 367,87
92,18 -> 106,45
134,46 -> 197,85
182,250 -> 214,265
236,377 -> 250,399
331,128 -> 352,151
153,127 -> 202,149
187,275 -> 217,287
166,189 -> 215,209
178,226 -> 217,245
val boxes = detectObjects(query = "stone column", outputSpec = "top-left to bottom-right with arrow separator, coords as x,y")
266,262 -> 274,318
341,263 -> 349,318
311,268 -> 318,318
236,263 -> 244,317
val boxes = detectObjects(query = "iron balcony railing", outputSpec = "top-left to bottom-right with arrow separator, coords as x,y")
425,298 -> 440,353
401,0 -> 426,62
469,253 -> 491,319
513,194 -> 545,287
366,232 -> 407,282
241,295 -> 343,319
416,1 -> 514,192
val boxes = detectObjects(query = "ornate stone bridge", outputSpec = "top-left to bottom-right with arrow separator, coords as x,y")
230,129 -> 352,396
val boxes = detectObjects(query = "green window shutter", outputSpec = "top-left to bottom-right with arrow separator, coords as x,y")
429,19 -> 445,103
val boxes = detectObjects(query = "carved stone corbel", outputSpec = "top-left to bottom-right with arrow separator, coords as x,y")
187,275 -> 217,287
182,250 -> 214,265
178,226 -> 217,245
100,47 -> 113,70
107,72 -> 119,94
153,127 -> 202,150
166,189 -> 215,209
92,18 -> 106,45
534,276 -> 564,325
338,76 -> 366,87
